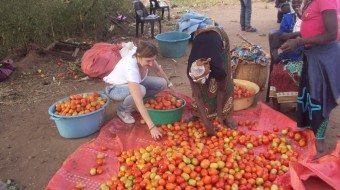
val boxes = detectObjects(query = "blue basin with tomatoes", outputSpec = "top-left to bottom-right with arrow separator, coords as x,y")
48,92 -> 109,138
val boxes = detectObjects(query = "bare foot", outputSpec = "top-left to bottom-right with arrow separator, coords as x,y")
225,118 -> 237,129
218,116 -> 237,129
206,127 -> 216,136
316,139 -> 325,153
184,116 -> 198,123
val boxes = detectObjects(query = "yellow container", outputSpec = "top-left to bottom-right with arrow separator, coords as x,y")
233,79 -> 260,111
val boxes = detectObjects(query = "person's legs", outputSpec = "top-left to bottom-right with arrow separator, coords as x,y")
106,84 -> 146,124
244,0 -> 252,28
240,0 -> 246,30
140,76 -> 167,97
216,78 -> 237,129
243,0 -> 257,32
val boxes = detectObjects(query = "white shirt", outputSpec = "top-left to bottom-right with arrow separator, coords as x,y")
293,18 -> 301,32
103,55 -> 147,85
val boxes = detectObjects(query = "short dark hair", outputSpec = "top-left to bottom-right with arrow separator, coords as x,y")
136,41 -> 158,58
281,3 -> 291,13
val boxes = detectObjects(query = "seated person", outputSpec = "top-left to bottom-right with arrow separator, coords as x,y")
275,0 -> 291,23
104,41 -> 172,140
267,0 -> 303,106
187,26 -> 236,136
269,0 -> 303,65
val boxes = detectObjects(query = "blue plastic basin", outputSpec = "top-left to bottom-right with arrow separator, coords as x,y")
48,92 -> 109,139
155,31 -> 191,58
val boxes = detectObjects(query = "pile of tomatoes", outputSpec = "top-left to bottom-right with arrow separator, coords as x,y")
92,118 -> 307,190
54,92 -> 107,116
144,95 -> 184,110
233,85 -> 254,99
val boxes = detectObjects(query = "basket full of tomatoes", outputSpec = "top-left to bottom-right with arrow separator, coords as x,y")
233,79 -> 260,111
48,92 -> 109,138
144,94 -> 186,125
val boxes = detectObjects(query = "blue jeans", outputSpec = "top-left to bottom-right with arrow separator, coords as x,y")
240,0 -> 252,29
105,76 -> 167,113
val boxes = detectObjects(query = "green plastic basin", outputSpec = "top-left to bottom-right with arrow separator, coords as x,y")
145,97 -> 186,125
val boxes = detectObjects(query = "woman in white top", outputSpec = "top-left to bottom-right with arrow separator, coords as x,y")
105,41 -> 172,140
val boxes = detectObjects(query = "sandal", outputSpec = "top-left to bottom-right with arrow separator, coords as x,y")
245,26 -> 257,32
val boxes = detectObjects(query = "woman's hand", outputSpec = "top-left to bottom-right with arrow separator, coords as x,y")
149,126 -> 163,140
280,38 -> 302,52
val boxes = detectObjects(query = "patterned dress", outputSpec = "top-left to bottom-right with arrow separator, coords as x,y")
188,27 -> 234,118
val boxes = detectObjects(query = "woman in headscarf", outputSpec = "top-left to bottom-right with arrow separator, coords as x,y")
281,0 -> 340,153
187,26 -> 236,136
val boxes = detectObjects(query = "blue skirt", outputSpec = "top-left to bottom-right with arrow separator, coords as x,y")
297,41 -> 340,139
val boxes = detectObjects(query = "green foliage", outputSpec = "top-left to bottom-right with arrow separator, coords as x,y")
0,0 -> 132,59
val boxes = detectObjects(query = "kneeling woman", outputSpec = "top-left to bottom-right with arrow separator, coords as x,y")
105,41 -> 172,140
187,27 -> 236,136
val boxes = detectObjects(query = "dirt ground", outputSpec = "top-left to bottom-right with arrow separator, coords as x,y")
0,1 -> 339,189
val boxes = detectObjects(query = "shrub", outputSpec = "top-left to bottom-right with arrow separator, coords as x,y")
0,0 -> 132,59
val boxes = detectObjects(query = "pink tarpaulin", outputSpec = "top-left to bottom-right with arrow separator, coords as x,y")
46,93 -> 340,190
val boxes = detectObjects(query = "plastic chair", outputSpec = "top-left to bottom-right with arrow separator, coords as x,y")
134,1 -> 162,38
149,0 -> 170,20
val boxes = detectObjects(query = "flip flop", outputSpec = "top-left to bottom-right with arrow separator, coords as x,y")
245,26 -> 257,32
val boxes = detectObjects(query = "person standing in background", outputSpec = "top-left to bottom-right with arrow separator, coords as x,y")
240,0 -> 257,32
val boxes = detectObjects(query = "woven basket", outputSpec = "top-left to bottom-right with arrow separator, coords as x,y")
233,79 -> 260,111
233,59 -> 268,90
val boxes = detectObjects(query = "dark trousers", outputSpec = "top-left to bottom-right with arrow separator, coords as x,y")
240,0 -> 252,29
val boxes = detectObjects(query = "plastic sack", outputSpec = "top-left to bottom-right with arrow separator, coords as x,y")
0,59 -> 15,82
119,42 -> 137,58
81,43 -> 122,78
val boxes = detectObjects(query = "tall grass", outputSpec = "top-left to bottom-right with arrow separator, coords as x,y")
0,0 -> 131,59
0,0 -> 244,59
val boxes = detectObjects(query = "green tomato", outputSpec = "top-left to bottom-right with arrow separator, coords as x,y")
209,162 -> 218,169
256,177 -> 264,186
181,173 -> 190,181
271,184 -> 279,190
246,143 -> 253,149
188,179 -> 196,186
100,184 -> 109,190
217,160 -> 225,169
124,179 -> 133,188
